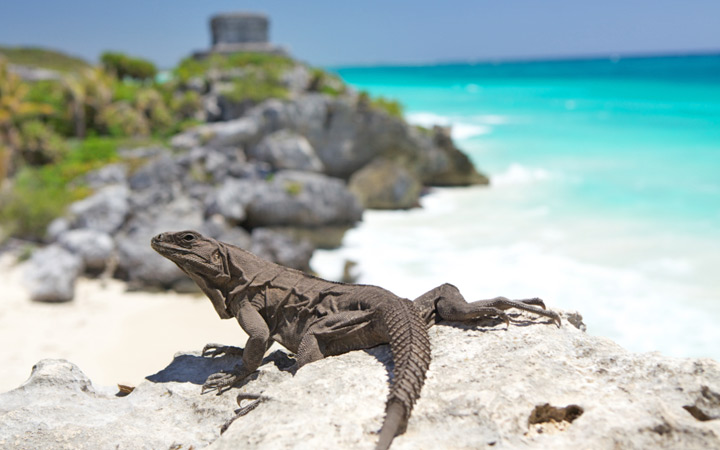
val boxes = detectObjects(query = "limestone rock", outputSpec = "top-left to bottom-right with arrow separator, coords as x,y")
23,245 -> 83,302
349,159 -> 423,209
250,228 -> 314,272
68,185 -> 129,234
425,125 -> 490,186
2,310 -> 719,449
114,198 -> 205,290
250,129 -> 324,172
265,94 -> 488,185
243,171 -> 363,228
171,116 -> 262,150
212,311 -> 720,450
84,163 -> 128,189
0,359 -> 239,450
57,228 -> 114,272
205,178 -> 256,224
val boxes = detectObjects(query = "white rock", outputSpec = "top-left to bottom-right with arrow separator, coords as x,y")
2,310 -> 719,449
23,245 -> 83,302
57,229 -> 114,272
68,185 -> 129,234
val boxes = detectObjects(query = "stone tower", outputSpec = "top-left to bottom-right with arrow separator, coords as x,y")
201,12 -> 286,56
211,13 -> 268,46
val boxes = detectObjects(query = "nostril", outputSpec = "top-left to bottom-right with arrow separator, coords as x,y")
155,233 -> 164,241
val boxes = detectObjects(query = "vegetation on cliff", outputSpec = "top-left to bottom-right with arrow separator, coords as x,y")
0,46 -> 437,243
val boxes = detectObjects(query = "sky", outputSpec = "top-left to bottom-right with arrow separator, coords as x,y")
1,1 -> 719,68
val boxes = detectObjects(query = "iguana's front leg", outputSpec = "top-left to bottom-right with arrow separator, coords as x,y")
202,302 -> 270,393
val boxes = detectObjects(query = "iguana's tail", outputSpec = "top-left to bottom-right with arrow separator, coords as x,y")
376,298 -> 432,450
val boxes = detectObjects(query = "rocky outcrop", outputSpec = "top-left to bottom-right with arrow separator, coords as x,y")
172,94 -> 489,187
37,143 -> 359,292
250,129 -> 324,172
29,85 -> 487,297
2,310 -> 719,449
349,159 -> 423,209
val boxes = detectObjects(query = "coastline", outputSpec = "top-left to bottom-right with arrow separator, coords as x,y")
312,185 -> 720,361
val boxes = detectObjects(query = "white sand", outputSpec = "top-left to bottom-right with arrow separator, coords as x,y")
0,254 -> 247,393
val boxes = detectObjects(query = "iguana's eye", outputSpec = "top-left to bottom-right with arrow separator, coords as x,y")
182,233 -> 196,242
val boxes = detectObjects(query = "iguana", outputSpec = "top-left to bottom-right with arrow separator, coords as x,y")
151,230 -> 561,449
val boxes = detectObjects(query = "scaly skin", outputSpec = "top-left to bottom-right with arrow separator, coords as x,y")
151,230 -> 560,449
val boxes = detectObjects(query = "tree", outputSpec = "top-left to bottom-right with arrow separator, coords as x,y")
0,58 -> 53,182
100,52 -> 157,81
61,67 -> 115,138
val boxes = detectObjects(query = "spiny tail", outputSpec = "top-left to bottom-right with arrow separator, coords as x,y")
376,299 -> 432,450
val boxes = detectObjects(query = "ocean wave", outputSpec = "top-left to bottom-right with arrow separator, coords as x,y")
405,111 -> 493,140
310,202 -> 720,360
491,163 -> 553,186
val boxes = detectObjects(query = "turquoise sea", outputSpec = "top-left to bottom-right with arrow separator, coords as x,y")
313,54 -> 720,360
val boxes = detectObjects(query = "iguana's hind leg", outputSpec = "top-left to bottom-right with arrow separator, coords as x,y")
414,283 -> 560,327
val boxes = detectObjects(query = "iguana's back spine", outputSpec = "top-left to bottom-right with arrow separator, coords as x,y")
376,298 -> 431,450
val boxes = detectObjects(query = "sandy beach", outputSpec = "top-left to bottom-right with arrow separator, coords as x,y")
0,253 -> 248,393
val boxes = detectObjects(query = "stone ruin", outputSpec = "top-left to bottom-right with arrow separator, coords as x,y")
194,12 -> 287,57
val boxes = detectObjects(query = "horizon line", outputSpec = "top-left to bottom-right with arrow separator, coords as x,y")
327,49 -> 720,70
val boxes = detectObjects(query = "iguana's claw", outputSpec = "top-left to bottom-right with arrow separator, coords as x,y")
522,298 -> 547,310
202,370 -> 241,394
498,311 -> 510,329
219,393 -> 268,434
548,310 -> 562,328
202,343 -> 244,358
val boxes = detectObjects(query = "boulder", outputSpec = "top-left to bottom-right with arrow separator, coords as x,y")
67,185 -> 129,234
348,159 -> 423,209
206,171 -> 362,229
84,163 -> 128,189
114,198 -> 205,290
56,229 -> 114,273
205,178 -> 256,224
171,116 -> 262,150
203,214 -> 253,250
425,125 -> 490,186
246,95 -> 489,186
243,171 -> 363,228
250,129 -> 324,172
23,245 -> 83,302
250,228 -> 314,272
3,310 -> 720,449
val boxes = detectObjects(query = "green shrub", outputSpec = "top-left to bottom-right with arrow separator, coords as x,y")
0,46 -> 90,73
0,137 -> 121,239
371,96 -> 403,118
308,68 -> 346,96
112,80 -> 141,103
19,120 -> 68,165
101,51 -> 157,81
170,90 -> 203,120
99,102 -> 150,137
356,91 -> 403,118
224,72 -> 288,102
0,168 -> 82,239
174,52 -> 294,83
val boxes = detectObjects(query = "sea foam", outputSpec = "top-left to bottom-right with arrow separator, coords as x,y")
406,112 -> 493,140
311,187 -> 720,361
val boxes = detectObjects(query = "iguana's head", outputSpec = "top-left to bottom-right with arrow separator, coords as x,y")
151,230 -> 233,319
